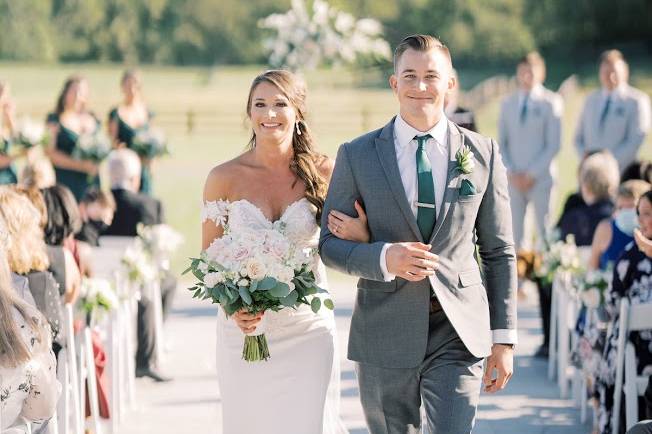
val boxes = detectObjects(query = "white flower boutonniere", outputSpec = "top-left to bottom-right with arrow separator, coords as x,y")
455,146 -> 475,174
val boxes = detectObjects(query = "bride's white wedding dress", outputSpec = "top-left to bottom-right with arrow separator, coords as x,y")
202,198 -> 348,434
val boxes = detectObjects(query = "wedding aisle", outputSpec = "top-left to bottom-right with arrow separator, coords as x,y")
117,275 -> 591,434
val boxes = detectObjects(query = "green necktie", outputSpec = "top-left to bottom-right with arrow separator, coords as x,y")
519,93 -> 529,124
415,134 -> 436,241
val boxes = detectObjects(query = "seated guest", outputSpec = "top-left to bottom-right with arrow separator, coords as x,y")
41,185 -> 82,305
589,180 -> 651,270
0,231 -> 60,432
105,148 -> 163,236
444,68 -> 477,132
622,160 -> 652,184
557,151 -> 619,246
0,187 -> 63,346
595,190 -> 652,434
104,148 -> 172,382
76,188 -> 115,247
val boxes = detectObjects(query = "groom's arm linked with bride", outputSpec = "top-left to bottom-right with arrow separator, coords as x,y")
318,34 -> 517,434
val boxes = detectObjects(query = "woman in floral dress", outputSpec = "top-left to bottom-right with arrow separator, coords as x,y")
596,189 -> 652,433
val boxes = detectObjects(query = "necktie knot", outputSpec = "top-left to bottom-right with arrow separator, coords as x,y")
415,134 -> 432,149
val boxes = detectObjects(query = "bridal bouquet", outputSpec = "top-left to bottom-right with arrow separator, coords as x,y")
184,225 -> 333,362
131,127 -> 169,159
73,130 -> 111,163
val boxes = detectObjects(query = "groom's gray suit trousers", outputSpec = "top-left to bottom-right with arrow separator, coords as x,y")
355,308 -> 483,434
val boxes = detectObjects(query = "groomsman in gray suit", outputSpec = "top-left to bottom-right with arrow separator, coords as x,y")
320,35 -> 517,434
499,52 -> 562,252
575,49 -> 651,171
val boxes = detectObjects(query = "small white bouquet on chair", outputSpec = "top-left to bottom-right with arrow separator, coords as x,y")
120,240 -> 159,297
184,226 -> 334,362
136,223 -> 184,271
576,269 -> 611,310
79,277 -> 119,326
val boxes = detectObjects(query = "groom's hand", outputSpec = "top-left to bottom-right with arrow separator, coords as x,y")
483,344 -> 514,393
386,242 -> 438,281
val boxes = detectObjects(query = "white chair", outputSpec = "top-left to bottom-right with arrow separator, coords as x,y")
78,325 -> 103,434
56,304 -> 82,434
612,298 -> 652,433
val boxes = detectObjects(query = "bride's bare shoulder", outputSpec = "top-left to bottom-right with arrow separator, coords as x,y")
204,154 -> 250,200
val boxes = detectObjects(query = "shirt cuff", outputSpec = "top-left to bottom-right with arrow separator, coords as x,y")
492,329 -> 518,345
379,243 -> 396,282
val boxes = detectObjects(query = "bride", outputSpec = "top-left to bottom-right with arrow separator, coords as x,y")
201,70 -> 348,434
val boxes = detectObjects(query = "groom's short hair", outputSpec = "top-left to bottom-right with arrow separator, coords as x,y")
393,34 -> 452,72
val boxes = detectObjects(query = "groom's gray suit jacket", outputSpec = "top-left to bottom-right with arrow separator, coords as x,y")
319,118 -> 517,369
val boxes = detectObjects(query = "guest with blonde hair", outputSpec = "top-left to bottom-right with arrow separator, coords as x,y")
557,151 -> 619,246
0,219 -> 60,432
0,186 -> 65,347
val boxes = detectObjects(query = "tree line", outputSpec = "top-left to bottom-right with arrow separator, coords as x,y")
0,0 -> 649,66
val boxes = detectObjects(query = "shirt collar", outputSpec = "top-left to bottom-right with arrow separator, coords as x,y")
394,113 -> 448,149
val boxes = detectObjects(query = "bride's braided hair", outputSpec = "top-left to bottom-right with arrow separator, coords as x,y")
246,70 -> 328,224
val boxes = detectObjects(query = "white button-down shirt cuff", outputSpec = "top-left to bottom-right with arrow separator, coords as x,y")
379,243 -> 396,282
492,329 -> 518,345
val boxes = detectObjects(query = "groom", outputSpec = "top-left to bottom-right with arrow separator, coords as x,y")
319,34 -> 517,433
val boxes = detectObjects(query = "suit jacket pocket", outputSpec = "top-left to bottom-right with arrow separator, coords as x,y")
458,268 -> 483,287
457,192 -> 483,203
357,278 -> 397,292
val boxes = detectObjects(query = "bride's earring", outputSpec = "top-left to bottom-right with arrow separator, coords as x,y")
296,121 -> 302,136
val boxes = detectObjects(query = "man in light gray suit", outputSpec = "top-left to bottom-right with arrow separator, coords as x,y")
575,49 -> 651,172
319,35 -> 517,434
499,52 -> 562,252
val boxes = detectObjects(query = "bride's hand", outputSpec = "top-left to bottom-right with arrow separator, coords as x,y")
328,200 -> 370,243
232,309 -> 264,334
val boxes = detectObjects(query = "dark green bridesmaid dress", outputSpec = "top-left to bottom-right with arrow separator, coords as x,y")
108,107 -> 153,195
0,138 -> 17,184
47,113 -> 100,201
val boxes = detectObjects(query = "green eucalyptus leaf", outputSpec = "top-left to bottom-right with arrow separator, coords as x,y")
280,290 -> 298,307
239,286 -> 252,305
257,277 -> 277,291
310,297 -> 321,313
324,299 -> 334,310
269,282 -> 291,298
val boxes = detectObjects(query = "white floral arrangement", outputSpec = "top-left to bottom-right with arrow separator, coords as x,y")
73,130 -> 111,163
535,229 -> 583,286
79,277 -> 119,322
576,269 -> 611,309
137,223 -> 184,271
120,240 -> 159,285
187,200 -> 334,361
259,0 -> 391,70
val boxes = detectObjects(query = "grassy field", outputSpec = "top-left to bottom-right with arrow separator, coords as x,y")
1,62 -> 651,281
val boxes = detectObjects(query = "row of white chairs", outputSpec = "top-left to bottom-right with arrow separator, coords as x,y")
547,265 -> 652,433
51,235 -> 165,434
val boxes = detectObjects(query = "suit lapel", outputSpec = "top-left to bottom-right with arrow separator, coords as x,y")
429,121 -> 463,243
375,119 -> 424,242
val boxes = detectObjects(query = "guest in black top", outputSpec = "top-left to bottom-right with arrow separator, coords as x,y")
557,151 -> 619,246
105,148 -> 164,236
444,68 -> 477,132
104,148 -> 173,382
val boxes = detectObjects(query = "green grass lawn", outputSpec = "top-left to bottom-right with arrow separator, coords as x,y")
1,62 -> 651,285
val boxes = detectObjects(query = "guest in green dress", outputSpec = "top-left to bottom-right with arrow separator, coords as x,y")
45,75 -> 101,201
108,69 -> 155,195
0,80 -> 18,184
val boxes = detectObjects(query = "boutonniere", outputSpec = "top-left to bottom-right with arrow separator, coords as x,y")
455,145 -> 475,174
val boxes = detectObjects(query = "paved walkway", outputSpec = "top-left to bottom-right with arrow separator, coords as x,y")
116,275 -> 592,434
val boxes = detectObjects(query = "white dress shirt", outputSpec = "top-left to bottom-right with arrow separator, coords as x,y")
378,113 -> 517,345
